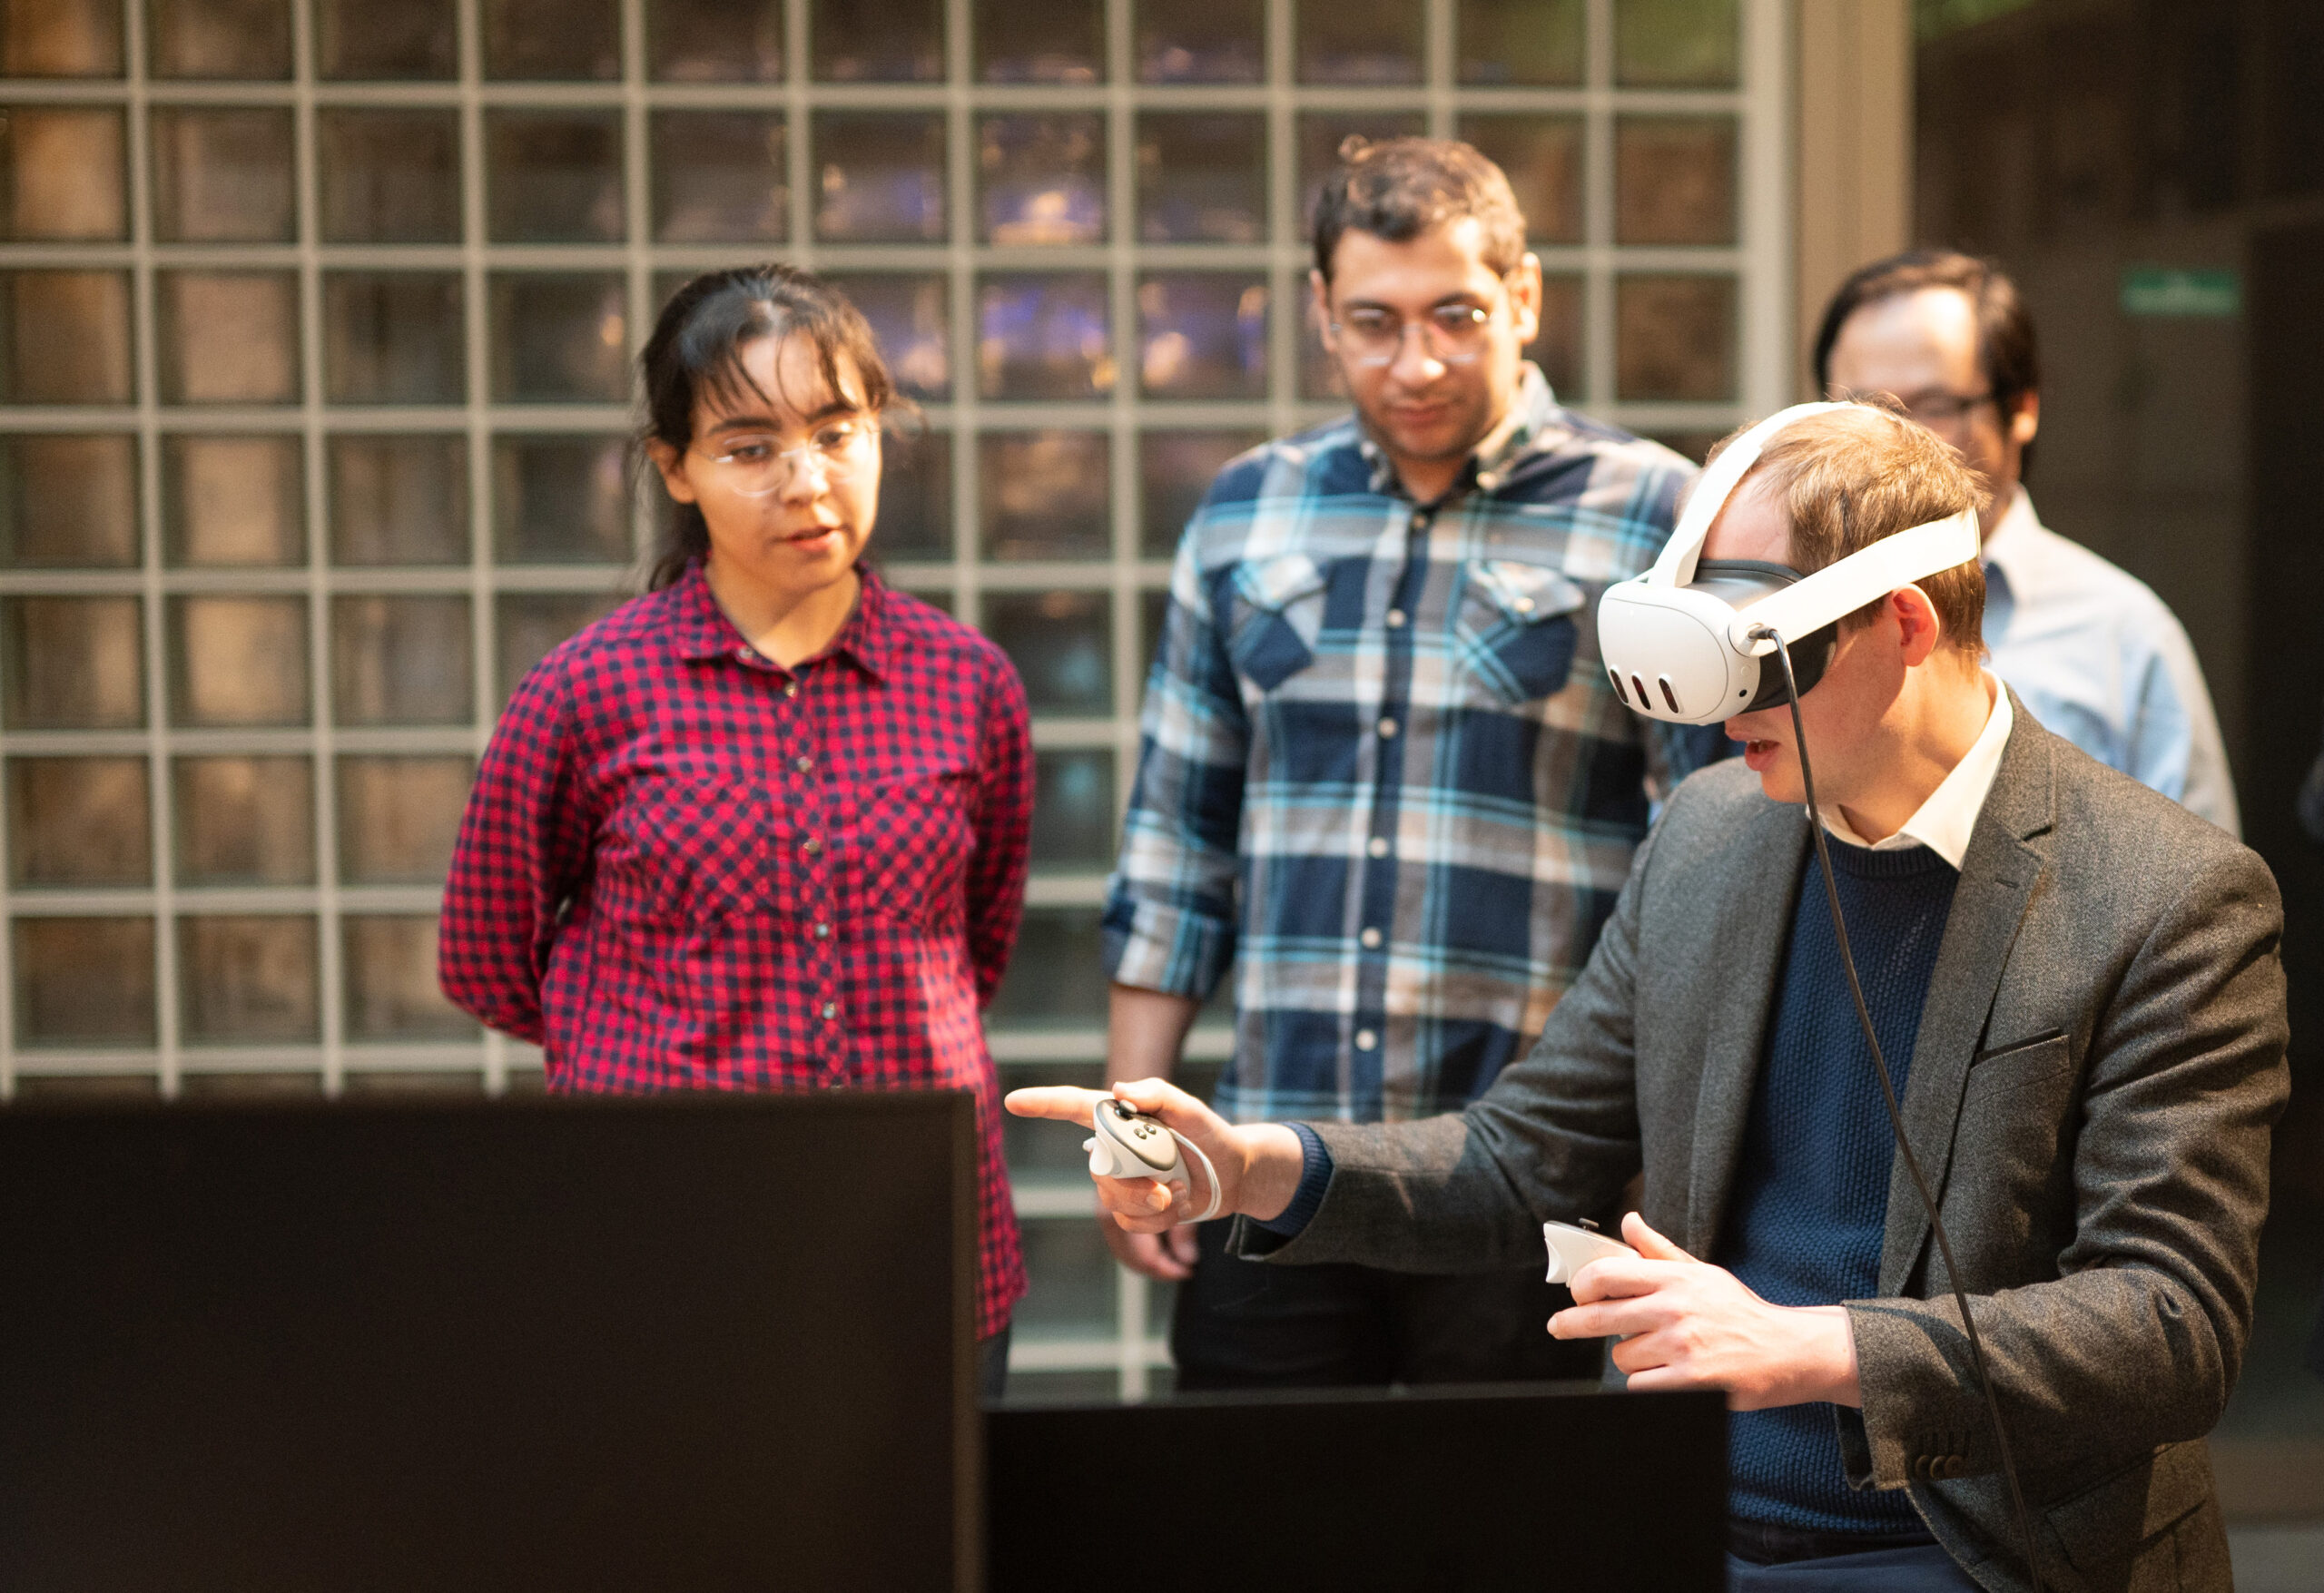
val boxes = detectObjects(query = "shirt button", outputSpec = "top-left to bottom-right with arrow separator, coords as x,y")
734,647 -> 754,663
794,755 -> 813,772
803,836 -> 822,854
1384,608 -> 1407,628
813,920 -> 831,939
1512,596 -> 1535,614
821,1002 -> 838,1020
1377,717 -> 1398,739
784,682 -> 799,699
1354,1028 -> 1379,1051
1409,514 -> 1429,532
1359,927 -> 1383,949
1366,836 -> 1390,859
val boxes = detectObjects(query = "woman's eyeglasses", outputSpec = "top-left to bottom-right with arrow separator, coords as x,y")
694,418 -> 878,497
1328,303 -> 1495,368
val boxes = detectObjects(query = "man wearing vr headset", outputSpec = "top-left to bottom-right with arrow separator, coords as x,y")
1018,403 -> 2286,1589
1095,136 -> 1703,1391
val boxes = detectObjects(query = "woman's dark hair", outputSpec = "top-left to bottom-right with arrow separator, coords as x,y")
1810,249 -> 2042,483
638,263 -> 900,590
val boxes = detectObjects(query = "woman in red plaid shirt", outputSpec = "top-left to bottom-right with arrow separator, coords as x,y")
439,266 -> 1035,1392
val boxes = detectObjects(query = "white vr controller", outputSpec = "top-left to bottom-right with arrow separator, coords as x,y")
1084,1097 -> 1224,1225
1541,1219 -> 1636,1286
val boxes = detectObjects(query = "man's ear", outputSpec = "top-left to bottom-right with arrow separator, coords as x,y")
1891,583 -> 1943,667
1507,251 -> 1542,347
2008,389 -> 2040,448
645,438 -> 698,506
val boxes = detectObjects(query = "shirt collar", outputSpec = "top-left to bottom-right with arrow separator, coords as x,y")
1358,361 -> 1559,499
1978,487 -> 2043,603
1818,674 -> 2013,870
667,560 -> 891,680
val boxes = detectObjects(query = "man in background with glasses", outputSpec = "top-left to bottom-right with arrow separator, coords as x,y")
1816,251 -> 2238,834
1098,137 -> 1703,1390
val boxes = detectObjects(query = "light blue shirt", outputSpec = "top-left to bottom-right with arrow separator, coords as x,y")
1982,489 -> 2239,836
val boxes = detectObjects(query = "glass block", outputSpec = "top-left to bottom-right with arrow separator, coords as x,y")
1459,114 -> 1583,245
812,0 -> 941,82
330,595 -> 473,726
1030,750 -> 1114,871
492,434 -> 628,565
1646,431 -> 1722,467
824,273 -> 949,401
1615,115 -> 1738,246
173,755 -> 314,884
487,111 -> 625,243
1138,587 -> 1167,674
344,1068 -> 487,1096
335,754 -> 472,884
14,918 -> 154,1047
149,0 -> 291,79
322,272 -> 465,406
1002,1061 -> 1104,1175
1615,274 -> 1736,401
981,591 -> 1110,716
1138,274 -> 1266,400
1531,273 -> 1583,399
162,434 -> 303,566
2,107 -> 125,240
1136,0 -> 1262,84
344,915 -> 478,1040
2,270 -> 132,404
484,0 -> 618,80
980,432 -> 1108,563
1458,0 -> 1583,84
497,592 -> 620,703
977,273 -> 1112,401
980,114 -> 1103,246
1138,429 -> 1263,558
1137,113 -> 1265,244
169,595 -> 309,727
812,113 -> 947,243
179,1071 -> 322,1099
179,915 -> 318,1044
650,0 -> 782,80
986,904 -> 1107,1024
318,110 -> 459,243
1613,0 -> 1738,88
873,428 -> 951,561
330,435 -> 468,565
316,0 -> 456,78
150,107 -> 292,242
2,0 -> 123,74
977,0 -> 1099,84
1295,0 -> 1421,85
0,435 -> 137,567
158,271 -> 298,405
1013,1218 -> 1118,1341
1298,112 -> 1424,242
7,757 -> 151,887
652,113 -> 787,243
1,595 -> 143,729
488,274 -> 628,404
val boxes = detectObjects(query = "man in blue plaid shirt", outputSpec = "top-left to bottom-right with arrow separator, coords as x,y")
1098,136 -> 1706,1387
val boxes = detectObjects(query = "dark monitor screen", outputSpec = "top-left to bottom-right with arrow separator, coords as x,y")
990,1382 -> 1728,1591
0,1092 -> 978,1593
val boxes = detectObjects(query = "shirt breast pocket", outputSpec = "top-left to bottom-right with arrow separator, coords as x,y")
607,776 -> 782,929
1222,553 -> 1331,692
1453,558 -> 1585,704
860,763 -> 977,932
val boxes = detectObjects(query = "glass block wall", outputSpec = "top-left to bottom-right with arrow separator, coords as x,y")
0,0 -> 1791,1397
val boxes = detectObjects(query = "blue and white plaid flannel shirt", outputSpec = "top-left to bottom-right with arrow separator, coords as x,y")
1101,366 -> 1705,1124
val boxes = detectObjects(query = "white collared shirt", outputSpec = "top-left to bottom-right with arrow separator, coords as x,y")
1818,674 -> 2013,870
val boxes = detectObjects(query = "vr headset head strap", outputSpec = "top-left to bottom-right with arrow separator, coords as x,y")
1731,508 -> 1983,654
1646,400 -> 1851,589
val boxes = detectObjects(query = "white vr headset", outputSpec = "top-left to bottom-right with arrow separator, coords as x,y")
1596,401 -> 1981,726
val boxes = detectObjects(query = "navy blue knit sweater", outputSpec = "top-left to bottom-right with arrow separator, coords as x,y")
1722,833 -> 1959,1533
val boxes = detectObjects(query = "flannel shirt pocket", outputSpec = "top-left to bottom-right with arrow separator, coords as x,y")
607,776 -> 781,929
1223,553 -> 1330,691
1453,558 -> 1586,703
860,763 -> 976,932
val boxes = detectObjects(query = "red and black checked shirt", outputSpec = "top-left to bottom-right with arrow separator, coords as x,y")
438,565 -> 1033,1336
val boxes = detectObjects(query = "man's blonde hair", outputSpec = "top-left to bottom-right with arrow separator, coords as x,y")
1703,404 -> 1989,664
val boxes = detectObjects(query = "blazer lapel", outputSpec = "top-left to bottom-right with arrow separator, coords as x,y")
1876,699 -> 2054,1295
1684,798 -> 1811,1258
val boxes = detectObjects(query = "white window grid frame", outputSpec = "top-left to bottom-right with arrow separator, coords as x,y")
0,0 -> 1794,1397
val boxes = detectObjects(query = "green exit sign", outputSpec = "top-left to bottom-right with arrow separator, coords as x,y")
2120,267 -> 2240,319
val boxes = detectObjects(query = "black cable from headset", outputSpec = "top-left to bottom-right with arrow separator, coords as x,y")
1749,623 -> 2043,1593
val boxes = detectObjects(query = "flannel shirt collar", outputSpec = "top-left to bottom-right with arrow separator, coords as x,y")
1356,361 -> 1563,500
667,559 -> 891,681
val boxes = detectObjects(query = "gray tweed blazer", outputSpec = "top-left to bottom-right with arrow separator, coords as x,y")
1232,696 -> 2289,1593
